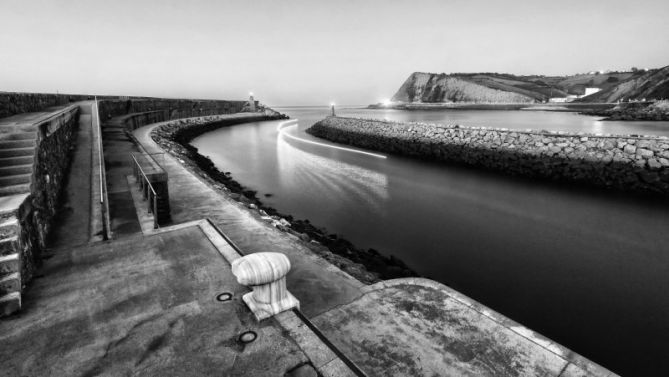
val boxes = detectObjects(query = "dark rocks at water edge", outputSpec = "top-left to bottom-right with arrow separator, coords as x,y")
582,100 -> 669,121
150,116 -> 417,284
307,116 -> 669,195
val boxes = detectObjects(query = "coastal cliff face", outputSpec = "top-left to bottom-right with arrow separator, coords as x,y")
307,117 -> 669,194
392,72 -> 537,103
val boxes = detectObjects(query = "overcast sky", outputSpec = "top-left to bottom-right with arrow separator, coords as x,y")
1,0 -> 668,106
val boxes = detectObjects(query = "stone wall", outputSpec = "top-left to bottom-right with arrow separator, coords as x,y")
17,108 -> 80,283
0,91 -> 249,120
0,92 -> 90,118
118,111 -> 169,131
97,98 -> 248,122
307,116 -> 669,194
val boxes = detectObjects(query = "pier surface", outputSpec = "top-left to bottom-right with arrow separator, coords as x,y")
0,108 -> 616,376
0,224 -> 309,376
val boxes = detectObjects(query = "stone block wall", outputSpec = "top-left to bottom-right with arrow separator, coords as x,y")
0,92 -> 90,118
97,98 -> 247,122
307,116 -> 669,194
0,106 -> 79,316
122,111 -> 169,131
0,91 -> 248,121
18,109 -> 79,283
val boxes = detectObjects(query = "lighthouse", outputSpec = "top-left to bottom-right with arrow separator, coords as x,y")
248,92 -> 256,112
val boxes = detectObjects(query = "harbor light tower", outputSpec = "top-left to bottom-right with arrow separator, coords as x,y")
331,102 -> 336,116
248,92 -> 256,112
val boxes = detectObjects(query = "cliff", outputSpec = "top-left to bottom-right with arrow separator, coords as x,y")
391,72 -> 540,103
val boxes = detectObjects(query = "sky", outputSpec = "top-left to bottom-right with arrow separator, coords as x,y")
1,0 -> 668,106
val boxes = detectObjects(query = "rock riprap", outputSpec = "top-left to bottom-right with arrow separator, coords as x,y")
307,116 -> 669,194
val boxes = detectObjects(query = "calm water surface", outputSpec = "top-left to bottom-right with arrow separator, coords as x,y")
192,107 -> 669,376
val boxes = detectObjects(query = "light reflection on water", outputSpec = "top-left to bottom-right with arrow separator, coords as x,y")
276,124 -> 389,214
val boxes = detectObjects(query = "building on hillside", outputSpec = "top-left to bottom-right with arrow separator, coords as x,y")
550,87 -> 602,103
583,87 -> 602,97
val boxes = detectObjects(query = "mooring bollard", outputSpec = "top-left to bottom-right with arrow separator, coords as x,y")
231,252 -> 300,321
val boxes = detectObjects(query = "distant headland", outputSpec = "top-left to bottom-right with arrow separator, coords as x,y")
371,66 -> 669,120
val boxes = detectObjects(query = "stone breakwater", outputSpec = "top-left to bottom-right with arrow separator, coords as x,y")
150,115 -> 416,283
307,116 -> 669,194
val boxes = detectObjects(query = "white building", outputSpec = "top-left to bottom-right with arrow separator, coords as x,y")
583,87 -> 602,97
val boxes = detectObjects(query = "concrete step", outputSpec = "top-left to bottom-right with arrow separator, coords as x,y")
0,155 -> 34,166
6,132 -> 36,141
0,217 -> 19,239
0,291 -> 21,317
0,253 -> 19,276
0,183 -> 30,197
0,174 -> 31,187
0,164 -> 32,177
0,147 -> 34,158
0,236 -> 18,256
0,272 -> 20,296
0,139 -> 35,149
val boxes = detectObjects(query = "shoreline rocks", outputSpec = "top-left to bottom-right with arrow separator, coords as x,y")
581,100 -> 669,121
150,115 -> 417,284
306,116 -> 669,195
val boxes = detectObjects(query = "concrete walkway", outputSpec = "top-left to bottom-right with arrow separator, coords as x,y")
133,116 -> 365,318
0,221 -> 314,376
102,114 -> 143,237
2,108 -> 357,376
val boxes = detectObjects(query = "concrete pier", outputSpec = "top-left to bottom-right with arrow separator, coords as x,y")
0,105 -> 618,376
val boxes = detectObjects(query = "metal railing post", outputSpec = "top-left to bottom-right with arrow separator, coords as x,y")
131,153 -> 161,229
153,194 -> 158,229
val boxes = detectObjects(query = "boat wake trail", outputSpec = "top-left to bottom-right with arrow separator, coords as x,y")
277,120 -> 387,159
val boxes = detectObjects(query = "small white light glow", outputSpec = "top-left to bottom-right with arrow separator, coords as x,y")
381,98 -> 392,106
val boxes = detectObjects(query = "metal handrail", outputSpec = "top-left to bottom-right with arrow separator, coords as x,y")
94,98 -> 112,240
131,153 -> 160,229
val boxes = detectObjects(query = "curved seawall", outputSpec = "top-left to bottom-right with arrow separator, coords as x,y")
307,116 -> 669,194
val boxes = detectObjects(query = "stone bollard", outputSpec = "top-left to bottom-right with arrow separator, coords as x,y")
231,252 -> 299,321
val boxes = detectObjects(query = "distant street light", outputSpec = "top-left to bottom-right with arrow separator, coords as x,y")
331,103 -> 336,116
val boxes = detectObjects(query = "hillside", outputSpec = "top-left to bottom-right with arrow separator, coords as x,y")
388,67 -> 669,105
391,72 -> 537,103
577,66 -> 669,102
